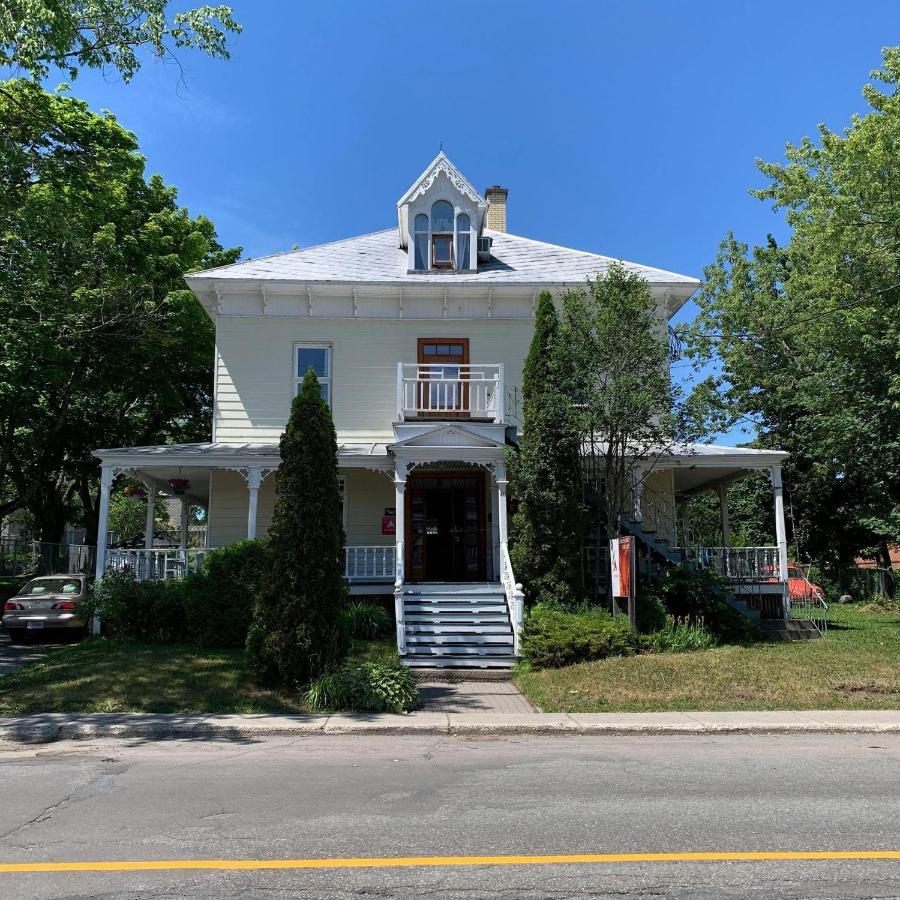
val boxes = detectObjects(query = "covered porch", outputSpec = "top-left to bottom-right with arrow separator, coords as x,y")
634,444 -> 792,618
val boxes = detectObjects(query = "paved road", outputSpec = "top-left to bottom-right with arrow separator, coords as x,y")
0,733 -> 897,898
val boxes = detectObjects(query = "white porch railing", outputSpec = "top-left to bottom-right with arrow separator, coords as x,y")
343,545 -> 395,581
397,363 -> 504,422
105,548 -> 208,581
692,546 -> 781,583
500,542 -> 525,656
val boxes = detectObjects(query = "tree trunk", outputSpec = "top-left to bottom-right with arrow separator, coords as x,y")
876,540 -> 896,598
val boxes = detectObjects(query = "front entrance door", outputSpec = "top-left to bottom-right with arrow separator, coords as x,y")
407,472 -> 485,582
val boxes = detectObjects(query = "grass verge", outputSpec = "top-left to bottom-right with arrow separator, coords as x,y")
0,636 -> 398,715
515,603 -> 900,713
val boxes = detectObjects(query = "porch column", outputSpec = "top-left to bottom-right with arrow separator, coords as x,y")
93,465 -> 114,635
496,461 -> 509,545
719,484 -> 731,548
246,466 -> 262,540
630,467 -> 643,522
180,498 -> 190,550
94,466 -> 114,581
144,483 -> 157,550
490,473 -> 501,580
393,465 -> 407,655
770,465 -> 790,618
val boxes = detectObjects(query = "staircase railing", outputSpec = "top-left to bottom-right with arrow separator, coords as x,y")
500,542 -> 525,656
787,568 -> 829,636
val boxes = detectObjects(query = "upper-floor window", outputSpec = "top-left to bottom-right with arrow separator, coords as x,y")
431,200 -> 454,269
295,343 -> 332,407
413,214 -> 429,270
456,213 -> 471,271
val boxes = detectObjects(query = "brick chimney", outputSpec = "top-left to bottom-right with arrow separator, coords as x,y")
485,185 -> 508,232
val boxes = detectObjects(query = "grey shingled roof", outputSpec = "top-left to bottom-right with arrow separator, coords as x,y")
186,228 -> 699,288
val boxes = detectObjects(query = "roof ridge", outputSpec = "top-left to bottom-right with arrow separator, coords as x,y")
187,227 -> 398,279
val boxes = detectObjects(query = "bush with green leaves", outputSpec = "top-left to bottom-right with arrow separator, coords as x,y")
520,604 -> 640,669
644,616 -> 718,653
246,369 -> 349,687
88,569 -> 188,643
183,540 -> 270,647
306,661 -> 418,713
647,564 -> 758,642
343,601 -> 392,639
634,588 -> 667,633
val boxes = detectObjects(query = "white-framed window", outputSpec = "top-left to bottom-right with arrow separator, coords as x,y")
295,343 -> 332,406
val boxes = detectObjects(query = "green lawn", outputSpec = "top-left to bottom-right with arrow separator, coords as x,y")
0,637 -> 397,715
515,603 -> 900,713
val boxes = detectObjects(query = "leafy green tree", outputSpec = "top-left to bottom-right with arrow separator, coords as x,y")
0,79 -> 239,540
561,264 -> 681,540
245,370 -> 349,688
108,490 -> 171,544
688,49 -> 900,588
508,291 -> 585,606
0,1 -> 240,82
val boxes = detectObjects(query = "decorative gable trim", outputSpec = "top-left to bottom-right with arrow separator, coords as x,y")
397,152 -> 484,209
390,423 -> 505,450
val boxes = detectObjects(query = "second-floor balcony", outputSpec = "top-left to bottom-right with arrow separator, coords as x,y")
396,362 -> 504,423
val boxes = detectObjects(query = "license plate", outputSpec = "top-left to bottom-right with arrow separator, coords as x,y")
26,621 -> 45,630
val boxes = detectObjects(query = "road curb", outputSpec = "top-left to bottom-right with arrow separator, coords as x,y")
1,711 -> 899,744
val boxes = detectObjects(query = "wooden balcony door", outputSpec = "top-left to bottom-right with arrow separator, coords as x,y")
417,338 -> 469,417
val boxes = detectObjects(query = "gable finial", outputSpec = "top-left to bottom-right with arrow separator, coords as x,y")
439,141 -> 443,152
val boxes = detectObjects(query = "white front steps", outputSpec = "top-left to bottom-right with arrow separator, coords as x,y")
400,583 -> 516,669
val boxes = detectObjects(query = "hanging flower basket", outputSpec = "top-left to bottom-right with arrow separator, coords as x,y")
122,485 -> 146,499
167,478 -> 190,496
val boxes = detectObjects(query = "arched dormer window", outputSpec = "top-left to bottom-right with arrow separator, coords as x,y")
413,213 -> 429,270
431,200 -> 454,268
456,213 -> 471,271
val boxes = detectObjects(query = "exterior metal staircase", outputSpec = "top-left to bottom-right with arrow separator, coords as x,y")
399,583 -> 517,669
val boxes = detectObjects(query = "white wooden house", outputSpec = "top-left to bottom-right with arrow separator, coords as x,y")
94,153 -> 791,667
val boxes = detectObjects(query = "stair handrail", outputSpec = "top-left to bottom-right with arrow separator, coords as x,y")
500,542 -> 525,656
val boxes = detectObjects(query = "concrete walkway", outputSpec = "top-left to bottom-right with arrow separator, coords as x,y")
417,680 -> 536,714
1,709 -> 899,744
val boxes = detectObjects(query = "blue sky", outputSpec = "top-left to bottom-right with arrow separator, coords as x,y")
17,1 -> 900,436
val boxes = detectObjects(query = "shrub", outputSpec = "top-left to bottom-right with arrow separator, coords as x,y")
343,601 -> 391,639
520,603 -> 640,669
246,369 -> 349,687
183,540 -> 270,647
647,564 -> 758,642
88,570 -> 188,643
305,661 -> 418,713
644,616 -> 718,653
634,590 -> 667,633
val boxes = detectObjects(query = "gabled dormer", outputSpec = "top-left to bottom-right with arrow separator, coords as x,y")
397,152 -> 488,273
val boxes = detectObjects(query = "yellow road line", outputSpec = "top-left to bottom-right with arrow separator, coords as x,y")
0,850 -> 898,874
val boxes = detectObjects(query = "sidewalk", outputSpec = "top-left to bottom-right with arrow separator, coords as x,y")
1,709 -> 898,744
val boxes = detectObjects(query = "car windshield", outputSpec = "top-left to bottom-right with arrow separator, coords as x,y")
19,578 -> 81,596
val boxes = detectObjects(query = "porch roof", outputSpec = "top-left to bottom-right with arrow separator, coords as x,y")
657,442 -> 789,495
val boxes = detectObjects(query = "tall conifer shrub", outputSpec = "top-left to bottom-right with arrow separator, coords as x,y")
508,291 -> 585,606
245,369 -> 349,686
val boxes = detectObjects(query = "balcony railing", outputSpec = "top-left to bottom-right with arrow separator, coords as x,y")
105,548 -> 208,582
397,363 -> 504,423
343,545 -> 395,581
692,546 -> 782,583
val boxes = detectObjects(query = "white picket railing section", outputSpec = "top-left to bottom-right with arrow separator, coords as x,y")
397,363 -> 504,422
105,548 -> 208,581
499,542 -> 525,656
693,546 -> 781,583
343,545 -> 395,581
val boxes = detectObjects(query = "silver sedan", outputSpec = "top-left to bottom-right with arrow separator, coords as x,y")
2,574 -> 91,643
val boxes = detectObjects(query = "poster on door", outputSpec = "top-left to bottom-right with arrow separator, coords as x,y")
382,507 -> 396,536
609,536 -> 634,599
